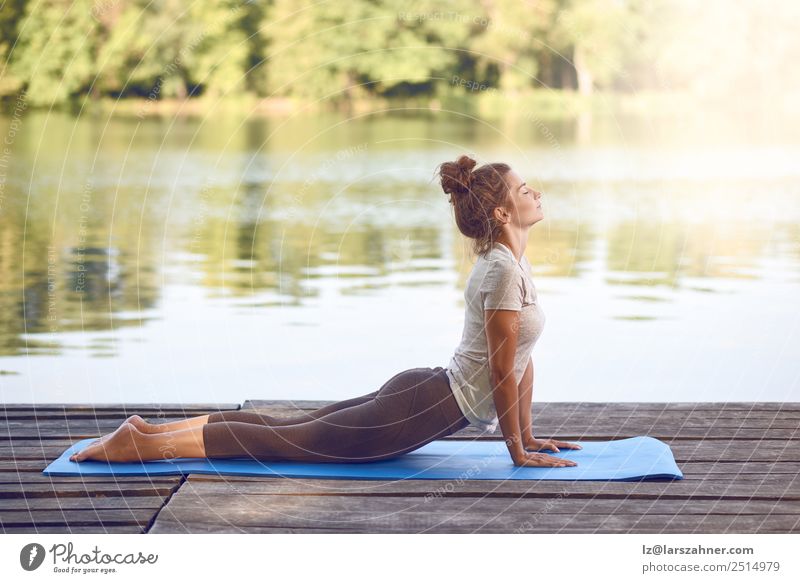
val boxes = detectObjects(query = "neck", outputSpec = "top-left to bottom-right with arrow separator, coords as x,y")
496,230 -> 528,263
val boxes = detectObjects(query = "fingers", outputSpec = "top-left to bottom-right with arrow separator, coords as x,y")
548,439 -> 583,450
543,459 -> 575,467
558,441 -> 582,450
528,453 -> 577,467
517,443 -> 580,467
544,441 -> 560,453
543,453 -> 575,467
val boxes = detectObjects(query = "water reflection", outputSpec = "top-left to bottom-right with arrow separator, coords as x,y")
0,109 -> 798,402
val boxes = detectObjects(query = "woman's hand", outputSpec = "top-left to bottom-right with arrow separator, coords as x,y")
512,450 -> 577,468
522,435 -> 583,453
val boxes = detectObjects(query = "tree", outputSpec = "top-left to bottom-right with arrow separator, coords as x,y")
260,0 -> 476,104
184,0 -> 252,100
551,0 -> 644,95
468,0 -> 559,93
0,0 -> 28,97
9,0 -> 100,106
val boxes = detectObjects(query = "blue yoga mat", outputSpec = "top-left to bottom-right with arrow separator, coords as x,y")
43,436 -> 682,481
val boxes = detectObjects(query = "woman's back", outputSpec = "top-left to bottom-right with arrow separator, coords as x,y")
445,241 -> 546,432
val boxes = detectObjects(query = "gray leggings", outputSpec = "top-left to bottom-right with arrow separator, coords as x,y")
202,366 -> 471,462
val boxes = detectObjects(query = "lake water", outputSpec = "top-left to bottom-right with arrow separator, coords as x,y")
1,108 -> 798,405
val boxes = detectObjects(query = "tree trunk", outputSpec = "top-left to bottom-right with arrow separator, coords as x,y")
573,44 -> 594,96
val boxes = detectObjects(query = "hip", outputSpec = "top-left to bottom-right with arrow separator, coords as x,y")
376,366 -> 470,434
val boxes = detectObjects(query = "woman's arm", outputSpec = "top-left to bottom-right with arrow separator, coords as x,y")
516,355 -> 582,453
484,309 -> 526,461
517,355 -> 534,439
485,311 -> 574,467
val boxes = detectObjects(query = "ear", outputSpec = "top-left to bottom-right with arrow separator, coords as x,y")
493,206 -> 510,224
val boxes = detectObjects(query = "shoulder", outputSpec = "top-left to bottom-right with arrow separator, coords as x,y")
522,254 -> 533,276
479,256 -> 521,290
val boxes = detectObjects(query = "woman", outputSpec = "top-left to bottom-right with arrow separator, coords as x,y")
70,155 -> 580,468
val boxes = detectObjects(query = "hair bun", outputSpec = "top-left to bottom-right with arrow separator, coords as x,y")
434,155 -> 513,258
437,154 -> 477,203
457,154 -> 476,172
456,155 -> 477,186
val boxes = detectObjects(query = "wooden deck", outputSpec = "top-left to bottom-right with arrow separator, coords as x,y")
2,401 -> 798,533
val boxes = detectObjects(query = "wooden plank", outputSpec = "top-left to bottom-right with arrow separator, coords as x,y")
4,408 -> 799,437
678,461 -> 800,473
5,426 -> 798,443
2,464 -> 794,485
0,402 -> 236,534
240,405 -> 800,422
524,419 -> 800,430
237,412 -> 800,425
184,474 -> 795,488
5,429 -> 796,443
244,400 -> 800,412
221,419 -> 800,433
1,411 -> 235,422
150,491 -> 800,533
0,482 -> 180,498
479,429 -> 799,439
188,464 -> 800,492
150,523 -> 795,534
524,419 -> 800,429
2,429 -> 798,457
1,441 -> 90,449
530,409 -> 800,419
2,400 -> 796,535
221,411 -> 800,435
241,401 -> 800,423
0,473 -> 181,485
0,496 -> 168,511
1,452 -> 82,463
0,509 -> 155,528
180,476 -> 800,500
159,490 -> 800,515
665,440 -> 800,462
2,525 -> 143,534
0,403 -> 241,412
2,461 -> 79,471
1,421 -> 200,432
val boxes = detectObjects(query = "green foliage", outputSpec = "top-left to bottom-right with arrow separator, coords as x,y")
0,0 -> 27,94
185,0 -> 251,99
551,0 -> 646,93
469,0 -> 559,92
1,0 -> 798,108
9,0 -> 100,106
260,0 -> 477,102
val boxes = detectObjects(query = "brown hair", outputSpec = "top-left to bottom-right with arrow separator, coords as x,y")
435,155 -> 512,257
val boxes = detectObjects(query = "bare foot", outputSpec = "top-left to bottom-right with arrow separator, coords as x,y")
69,423 -> 151,463
79,416 -> 153,454
122,414 -> 157,433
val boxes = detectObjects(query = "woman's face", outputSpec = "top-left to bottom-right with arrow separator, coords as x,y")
503,170 -> 543,227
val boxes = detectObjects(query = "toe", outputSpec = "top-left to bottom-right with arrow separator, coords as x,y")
71,446 -> 93,462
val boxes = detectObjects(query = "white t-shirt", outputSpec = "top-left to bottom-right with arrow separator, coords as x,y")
445,241 -> 546,432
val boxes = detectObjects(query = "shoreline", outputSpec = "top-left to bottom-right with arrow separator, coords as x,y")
1,88 -> 787,120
